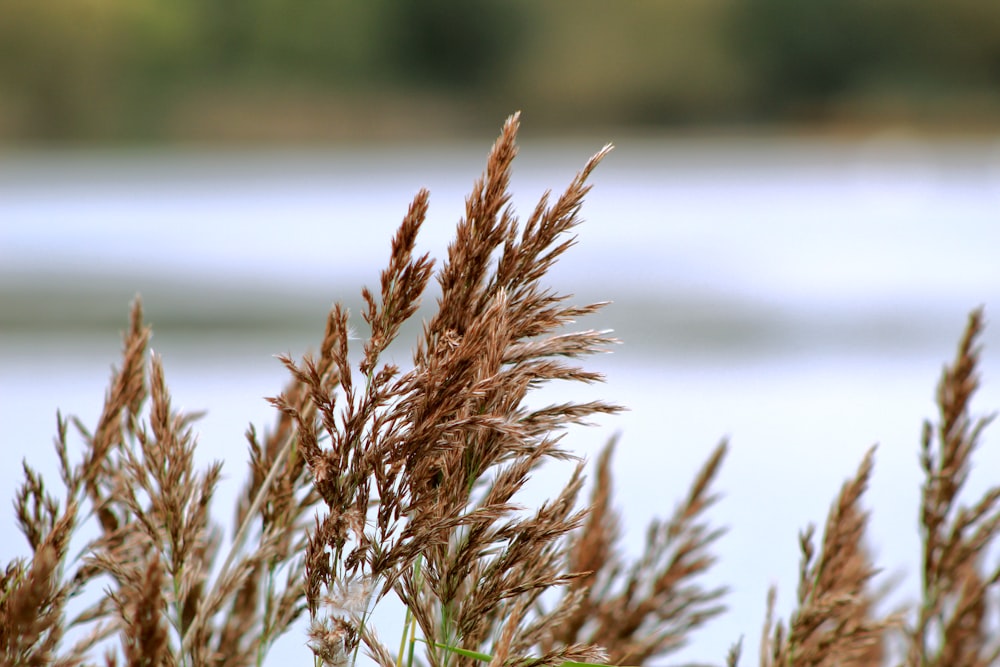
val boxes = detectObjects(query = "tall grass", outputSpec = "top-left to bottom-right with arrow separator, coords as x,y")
2,114 -> 997,667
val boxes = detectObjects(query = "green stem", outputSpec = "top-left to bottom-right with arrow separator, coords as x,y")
397,606 -> 413,667
406,556 -> 424,667
257,563 -> 277,666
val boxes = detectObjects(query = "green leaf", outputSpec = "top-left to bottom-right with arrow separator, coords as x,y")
421,640 -> 494,663
418,639 -> 637,667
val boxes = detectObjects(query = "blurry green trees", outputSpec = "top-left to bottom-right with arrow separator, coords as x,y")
2,0 -> 999,143
733,0 -> 1000,121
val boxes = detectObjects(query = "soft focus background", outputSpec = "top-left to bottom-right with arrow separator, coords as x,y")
5,1 -> 1000,143
3,3 -> 1000,665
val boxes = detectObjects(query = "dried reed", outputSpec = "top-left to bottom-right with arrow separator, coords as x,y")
2,116 -> 997,667
750,309 -> 999,667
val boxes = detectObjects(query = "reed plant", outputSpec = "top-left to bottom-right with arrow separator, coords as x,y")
2,114 -> 998,667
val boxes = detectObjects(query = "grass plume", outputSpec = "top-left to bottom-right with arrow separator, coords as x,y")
2,115 -> 998,667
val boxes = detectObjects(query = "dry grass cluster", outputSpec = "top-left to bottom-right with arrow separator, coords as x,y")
3,114 -> 998,667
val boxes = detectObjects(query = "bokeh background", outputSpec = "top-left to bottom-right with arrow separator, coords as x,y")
5,1 -> 1000,143
4,3 -> 1000,665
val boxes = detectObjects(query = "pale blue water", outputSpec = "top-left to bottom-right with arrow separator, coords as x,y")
2,136 -> 1000,665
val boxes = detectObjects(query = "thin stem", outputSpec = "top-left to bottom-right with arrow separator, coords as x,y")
397,606 -> 414,667
257,563 -> 277,666
396,555 -> 424,667
407,556 -> 423,667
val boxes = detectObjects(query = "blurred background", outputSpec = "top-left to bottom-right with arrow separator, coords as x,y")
4,0 -> 1000,143
4,1 -> 1000,143
3,2 -> 1000,665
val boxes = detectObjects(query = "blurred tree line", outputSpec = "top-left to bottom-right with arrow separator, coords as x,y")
2,0 -> 999,143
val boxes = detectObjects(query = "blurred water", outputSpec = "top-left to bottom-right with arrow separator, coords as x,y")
2,135 -> 1000,665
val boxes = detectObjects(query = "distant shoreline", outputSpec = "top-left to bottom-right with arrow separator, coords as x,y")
4,89 -> 1000,148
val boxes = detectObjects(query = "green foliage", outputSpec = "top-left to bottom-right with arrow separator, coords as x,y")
383,1 -> 522,89
423,639 -> 638,667
4,0 -> 1000,141
731,0 -> 1000,119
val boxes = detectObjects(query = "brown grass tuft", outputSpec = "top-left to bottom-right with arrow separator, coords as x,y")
543,439 -> 729,665
747,309 -> 999,667
758,446 -> 895,667
904,307 -> 1000,667
281,112 -> 625,667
